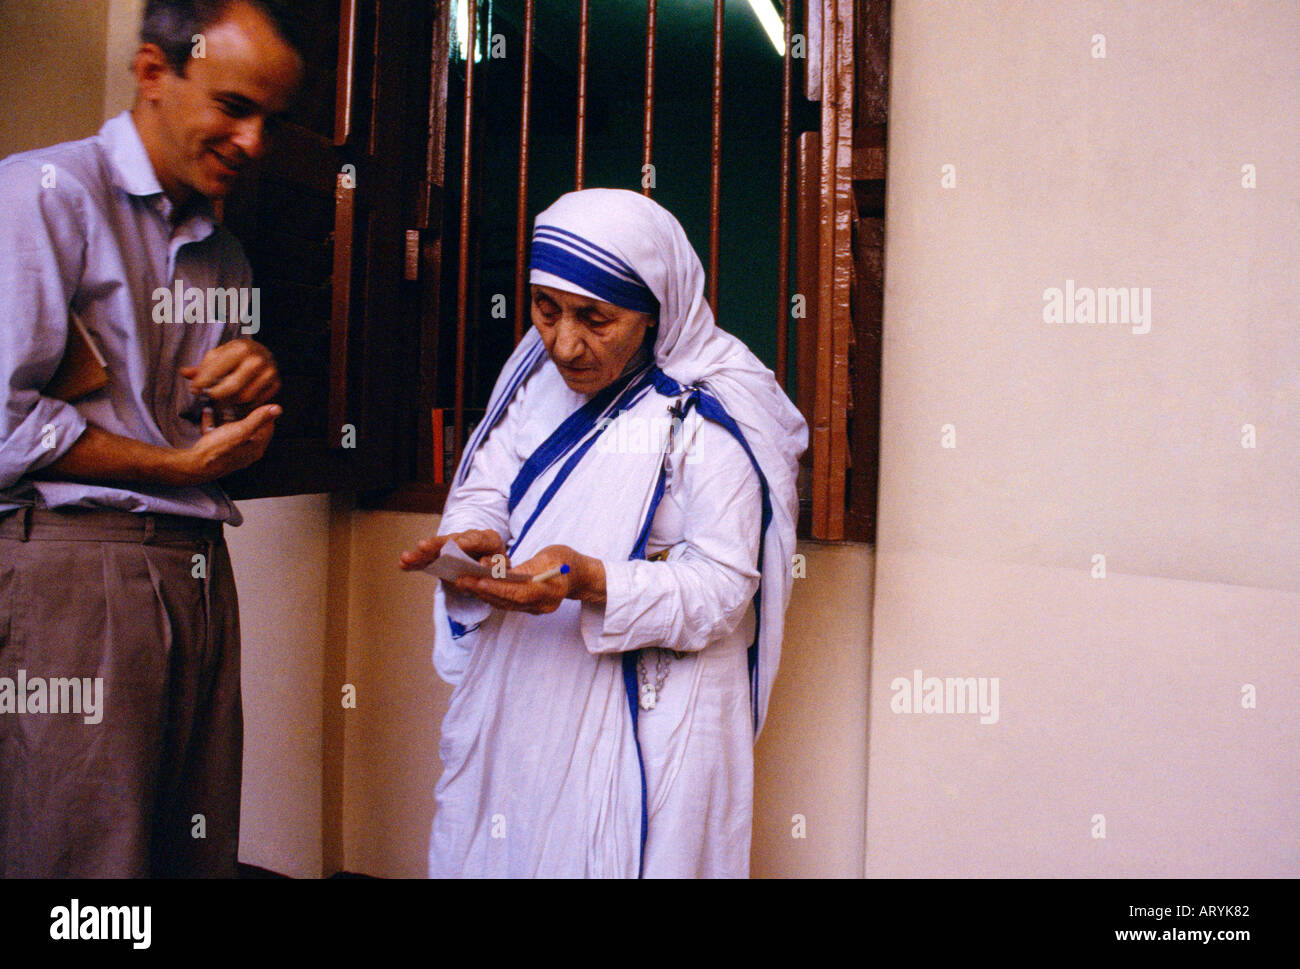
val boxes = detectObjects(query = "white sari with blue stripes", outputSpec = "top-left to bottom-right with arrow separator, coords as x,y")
428,189 -> 805,877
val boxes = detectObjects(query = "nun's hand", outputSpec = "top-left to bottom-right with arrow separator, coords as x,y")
398,529 -> 507,572
450,544 -> 607,614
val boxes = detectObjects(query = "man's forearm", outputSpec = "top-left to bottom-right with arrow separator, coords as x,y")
33,404 -> 280,488
36,424 -> 189,487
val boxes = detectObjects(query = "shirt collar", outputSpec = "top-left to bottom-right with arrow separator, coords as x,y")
100,110 -> 218,232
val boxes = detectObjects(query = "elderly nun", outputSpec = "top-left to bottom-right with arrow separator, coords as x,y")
400,188 -> 807,878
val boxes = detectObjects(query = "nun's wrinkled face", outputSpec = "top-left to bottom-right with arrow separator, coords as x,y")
531,284 -> 655,394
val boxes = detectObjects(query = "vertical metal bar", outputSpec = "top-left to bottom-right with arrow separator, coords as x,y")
514,0 -> 535,345
575,0 -> 589,189
708,0 -> 724,314
334,0 -> 358,146
776,0 -> 793,389
641,0 -> 657,197
455,0 -> 477,459
329,171 -> 355,446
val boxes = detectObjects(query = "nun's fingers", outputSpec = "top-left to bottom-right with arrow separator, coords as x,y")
452,578 -> 511,610
399,534 -> 449,570
451,529 -> 507,560
456,578 -> 531,611
454,576 -> 562,614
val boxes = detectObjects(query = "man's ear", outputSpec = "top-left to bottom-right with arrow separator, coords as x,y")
132,43 -> 174,102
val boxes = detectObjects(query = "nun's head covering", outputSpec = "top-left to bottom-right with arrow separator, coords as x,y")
528,189 -> 781,395
457,187 -> 808,737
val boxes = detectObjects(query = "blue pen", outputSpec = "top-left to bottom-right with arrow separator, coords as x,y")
531,564 -> 571,583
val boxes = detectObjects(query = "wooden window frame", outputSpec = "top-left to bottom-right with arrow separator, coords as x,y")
221,0 -> 888,547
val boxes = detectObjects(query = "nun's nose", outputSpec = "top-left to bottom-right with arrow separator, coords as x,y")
551,317 -> 586,363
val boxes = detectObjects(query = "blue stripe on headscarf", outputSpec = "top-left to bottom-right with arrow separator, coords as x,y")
530,237 -> 660,317
535,226 -> 642,281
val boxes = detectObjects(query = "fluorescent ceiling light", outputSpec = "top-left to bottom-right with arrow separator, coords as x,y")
455,0 -> 483,63
746,0 -> 785,56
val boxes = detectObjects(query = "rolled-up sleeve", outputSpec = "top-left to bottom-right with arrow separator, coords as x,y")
579,413 -> 763,655
0,159 -> 90,488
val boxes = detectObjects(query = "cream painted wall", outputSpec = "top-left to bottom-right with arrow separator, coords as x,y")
0,0 -> 108,156
339,510 -> 445,877
753,542 -> 873,878
104,0 -> 143,117
224,494 -> 333,879
867,0 -> 1299,876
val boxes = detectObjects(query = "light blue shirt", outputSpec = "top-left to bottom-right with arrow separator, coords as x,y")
0,111 -> 251,523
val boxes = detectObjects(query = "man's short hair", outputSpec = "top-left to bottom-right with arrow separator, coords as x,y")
140,0 -> 305,75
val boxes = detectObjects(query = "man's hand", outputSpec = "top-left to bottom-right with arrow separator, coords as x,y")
170,403 -> 282,484
399,529 -> 508,573
180,338 -> 280,417
37,403 -> 281,488
443,544 -> 607,614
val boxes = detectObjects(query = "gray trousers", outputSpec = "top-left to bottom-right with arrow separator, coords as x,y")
0,507 -> 242,877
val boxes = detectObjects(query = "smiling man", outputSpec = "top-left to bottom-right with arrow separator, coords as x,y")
0,0 -> 303,877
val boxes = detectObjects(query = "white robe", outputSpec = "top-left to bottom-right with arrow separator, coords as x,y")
429,357 -> 763,877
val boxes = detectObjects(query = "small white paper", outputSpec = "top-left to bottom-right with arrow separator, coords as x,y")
423,540 -> 532,583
